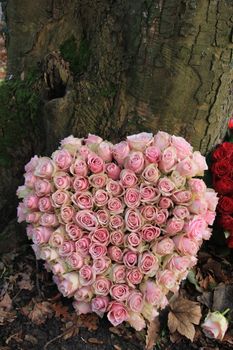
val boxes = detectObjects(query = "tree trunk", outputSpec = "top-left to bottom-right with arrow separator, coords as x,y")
0,0 -> 233,239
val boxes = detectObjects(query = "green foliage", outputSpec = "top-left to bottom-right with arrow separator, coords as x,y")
60,36 -> 91,75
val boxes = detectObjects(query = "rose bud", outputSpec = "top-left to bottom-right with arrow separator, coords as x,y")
124,187 -> 141,209
79,145 -> 90,160
126,232 -> 142,248
57,272 -> 79,297
107,197 -> 125,214
34,157 -> 57,179
120,169 -> 138,187
40,247 -> 58,261
192,151 -> 208,176
89,243 -> 107,259
24,194 -> 39,210
188,178 -> 207,194
75,210 -> 98,231
96,209 -> 110,226
93,277 -> 111,296
91,227 -> 110,245
60,205 -> 75,224
110,230 -> 124,246
140,205 -> 157,221
59,241 -> 75,257
175,157 -> 198,177
125,209 -> 143,231
125,151 -> 145,174
127,132 -> 153,151
184,215 -> 207,240
73,301 -> 92,315
112,141 -> 130,165
123,250 -> 138,268
52,149 -> 72,171
38,197 -> 53,212
91,296 -> 110,317
142,164 -> 160,184
72,191 -> 93,210
109,214 -> 124,230
140,184 -> 160,203
106,179 -> 124,197
170,170 -> 186,188
26,212 -> 41,224
66,223 -> 84,241
51,259 -> 67,275
94,189 -> 109,207
173,205 -> 190,219
159,146 -> 177,173
107,301 -> 129,326
110,284 -> 130,302
126,268 -> 143,287
158,197 -> 173,209
89,173 -> 107,188
106,162 -> 121,180
158,177 -> 175,196
172,190 -> 192,205
154,209 -> 168,225
202,311 -> 229,340
75,237 -> 91,257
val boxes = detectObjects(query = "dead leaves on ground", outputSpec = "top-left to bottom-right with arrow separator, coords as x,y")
21,300 -> 53,325
146,317 -> 160,350
168,296 -> 202,341
0,292 -> 16,325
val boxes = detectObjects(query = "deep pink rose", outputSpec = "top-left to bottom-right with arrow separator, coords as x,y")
97,141 -> 113,162
153,238 -> 175,255
120,169 -> 138,187
89,173 -> 107,188
92,296 -> 109,316
112,141 -> 130,165
107,301 -> 129,326
72,191 -> 93,209
123,250 -> 138,268
144,145 -> 161,163
124,188 -> 141,208
110,230 -> 124,246
75,210 -> 98,231
127,291 -> 144,312
75,237 -> 91,257
79,265 -> 96,286
87,153 -> 104,173
93,277 -> 111,296
106,162 -> 121,180
125,151 -> 144,174
108,246 -> 123,263
110,284 -> 130,302
141,225 -> 160,242
127,132 -> 153,151
138,251 -> 158,276
73,176 -> 89,192
125,209 -> 143,231
66,223 -> 84,240
34,157 -> 56,179
32,226 -> 53,244
51,190 -> 70,208
34,178 -> 52,197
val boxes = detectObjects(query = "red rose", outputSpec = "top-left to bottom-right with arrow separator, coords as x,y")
214,177 -> 233,195
218,214 -> 233,231
211,159 -> 230,178
222,142 -> 233,154
218,196 -> 233,214
228,117 -> 233,130
212,142 -> 233,162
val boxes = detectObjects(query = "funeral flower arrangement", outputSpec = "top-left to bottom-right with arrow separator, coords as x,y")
17,132 -> 218,330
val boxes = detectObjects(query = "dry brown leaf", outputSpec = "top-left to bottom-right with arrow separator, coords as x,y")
77,313 -> 99,331
52,302 -> 70,319
0,309 -> 17,325
0,293 -> 12,311
18,273 -> 34,291
146,317 -> 160,350
88,338 -> 104,344
21,300 -> 53,325
168,296 -> 202,341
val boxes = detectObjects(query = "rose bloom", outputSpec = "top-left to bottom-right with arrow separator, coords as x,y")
153,237 -> 175,255
110,230 -> 124,246
171,135 -> 193,160
110,284 -> 130,302
87,153 -> 104,173
170,170 -> 186,188
93,256 -> 111,274
60,205 -> 75,223
154,209 -> 168,225
72,191 -> 93,209
106,179 -> 124,197
140,281 -> 164,306
85,133 -> 103,145
205,189 -> 219,211
70,157 -> 88,176
52,149 -> 72,170
192,151 -> 208,175
106,162 -> 121,180
97,141 -> 113,162
126,268 -> 143,286
158,197 -> 173,209
127,290 -> 144,313
173,206 -> 190,219
66,223 -> 84,240
166,255 -> 192,272
74,286 -> 93,302
165,218 -> 184,235
126,232 -> 142,248
140,205 -> 157,221
202,311 -> 228,340
109,215 -> 124,230
153,131 -> 170,151
24,194 -> 39,210
142,163 -> 160,184
51,190 -> 70,208
25,155 -> 39,172
75,235 -> 91,256
144,145 -> 161,163
157,270 -> 177,291
107,301 -> 129,326
108,246 -> 123,263
34,178 -> 52,197
120,169 -> 138,187
138,251 -> 158,276
125,209 -> 143,231
79,265 -> 96,286
96,209 -> 110,226
189,198 -> 208,215
24,172 -> 37,188
89,173 -> 108,188
140,184 -> 160,202
112,141 -> 130,165
49,226 -> 65,247
172,190 -> 192,205
188,178 -> 207,194
91,227 -> 110,245
73,176 -> 89,192
159,146 -> 177,173
123,250 -> 138,268
53,172 -> 71,190
214,177 -> 233,195
52,259 -> 66,275
107,197 -> 125,214
218,214 -> 233,231
66,252 -> 84,269
79,145 -> 90,160
127,132 -> 153,151
32,226 -> 52,244
26,212 -> 41,224
38,197 -> 53,212
124,188 -> 141,209
89,243 -> 107,259
75,210 -> 98,231
59,241 -> 75,257
175,157 -> 198,177
158,177 -> 175,196
173,235 -> 199,255
60,135 -> 82,154
141,225 -> 160,242
91,296 -> 109,317
57,272 -> 79,297
34,157 -> 56,179
93,277 -> 111,296
73,301 -> 92,315
94,189 -> 109,207
112,264 -> 126,283
125,151 -> 144,174
185,215 -> 207,240
40,213 -> 58,227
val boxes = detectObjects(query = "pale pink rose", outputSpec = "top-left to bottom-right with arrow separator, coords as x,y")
91,296 -> 109,317
108,246 -> 123,263
123,250 -> 138,268
185,215 -> 207,240
158,197 -> 173,209
141,225 -> 160,242
172,190 -> 192,205
157,270 -> 177,291
173,235 -> 199,255
24,194 -> 39,210
145,145 -> 161,163
109,215 -> 124,230
107,301 -> 129,326
112,265 -> 126,283
107,197 -> 125,214
125,151 -> 144,174
93,256 -> 111,274
60,205 -> 75,223
127,290 -> 144,312
93,277 -> 111,296
38,197 -> 53,212
106,162 -> 121,180
202,311 -> 228,340
59,241 -> 75,257
52,149 -> 72,171
26,225 -> 34,239
51,190 -> 70,208
153,238 -> 175,255
128,312 -> 146,331
89,173 -> 107,188
173,206 -> 190,219
85,133 -> 103,145
60,135 -> 83,154
154,209 -> 168,225
79,265 -> 96,286
175,157 -> 198,177
72,191 -> 93,210
106,179 -> 124,197
126,268 -> 143,286
124,188 -> 141,209
40,213 -> 58,227
120,169 -> 138,187
24,172 -> 37,188
94,189 -> 109,207
34,157 -> 56,179
112,141 -> 130,165
32,226 -> 53,244
189,198 -> 208,215
166,255 -> 191,272
159,146 -> 177,173
31,244 -> 41,259
170,170 -> 186,188
205,189 -> 219,212
110,284 -> 130,302
53,172 -> 71,190
52,259 -> 66,275
140,184 -> 160,202
79,145 -> 90,160
87,153 -> 104,173
96,209 -> 110,226
40,247 -> 58,261
66,223 -> 84,240
91,228 -> 110,245
192,151 -> 208,175
70,157 -> 88,176
75,237 -> 91,257
140,205 -> 157,221
25,155 -> 39,172
153,131 -> 170,151
141,281 -> 163,306
66,252 -> 84,269
126,232 -> 142,248
89,243 -> 107,259
97,141 -> 113,162
110,230 -> 124,246
16,185 -> 31,199
73,176 -> 89,192
165,218 -> 184,235
158,177 -> 175,195
127,132 -> 153,151
74,286 -> 93,302
73,301 -> 92,315
171,135 -> 193,160
138,252 -> 159,276
142,164 -> 160,183
188,178 -> 207,194
204,211 -> 216,225
125,209 -> 143,231
34,178 -> 52,197
75,210 -> 98,231
49,227 -> 65,247
26,212 -> 41,224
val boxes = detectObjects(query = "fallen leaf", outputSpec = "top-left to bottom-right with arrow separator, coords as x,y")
52,302 -> 70,319
146,317 -> 160,350
88,337 -> 104,344
212,283 -> 233,312
0,309 -> 17,325
18,273 -> 34,291
0,293 -> 12,311
168,296 -> 202,341
21,300 -> 53,325
77,313 -> 99,331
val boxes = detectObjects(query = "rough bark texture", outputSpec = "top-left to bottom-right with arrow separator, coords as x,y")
0,0 -> 233,239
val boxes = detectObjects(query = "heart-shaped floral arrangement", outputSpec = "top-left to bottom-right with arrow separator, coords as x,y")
17,132 -> 218,331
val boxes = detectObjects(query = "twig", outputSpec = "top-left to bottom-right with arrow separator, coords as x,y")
43,324 -> 76,350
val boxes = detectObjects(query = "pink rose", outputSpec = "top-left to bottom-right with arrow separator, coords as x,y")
59,241 -> 75,257
49,227 -> 65,247
108,246 -> 123,263
170,170 -> 186,188
93,277 -> 111,296
110,284 -> 130,302
126,232 -> 142,248
127,132 -> 153,151
73,176 -> 89,192
92,296 -> 109,317
40,247 -> 58,261
57,272 -> 79,297
40,213 -> 58,227
52,149 -> 72,170
66,223 -> 84,240
89,243 -> 107,259
158,197 -> 173,209
25,155 -> 39,172
166,255 -> 192,272
72,191 -> 93,209
24,194 -> 39,210
125,209 -> 143,231
60,205 -> 75,223
127,291 -> 143,312
125,151 -> 144,174
34,157 -> 56,179
51,190 -> 70,208
94,189 -> 109,207
110,230 -> 124,246
159,146 -> 177,173
73,301 -> 92,315
26,225 -> 34,239
75,210 -> 98,231
106,163 -> 121,180
16,185 -> 30,199
126,268 -> 143,286
85,133 -> 103,145
140,184 -> 160,202
154,209 -> 168,225
107,301 -> 129,326
124,188 -> 141,208
205,190 -> 219,212
97,141 -> 113,162
153,131 -> 170,151
185,215 -> 207,240
24,172 -> 37,188
202,311 -> 228,340
112,141 -> 130,165
157,270 -> 177,291
165,218 -> 184,235
153,238 -> 175,255
79,145 -> 90,160
32,226 -> 52,245
87,153 -> 104,173
70,157 -> 88,176
53,172 -> 71,190
173,206 -> 190,219
192,151 -> 208,175
96,209 -> 110,226
79,265 -> 96,286
158,177 -> 175,195
109,215 -> 124,230
26,212 -> 41,224
175,157 -> 198,177
142,164 -> 160,183
93,256 -> 111,274
140,205 -> 157,221
141,281 -> 163,306
138,251 -> 158,276
66,252 -> 83,269
38,197 -> 53,212
60,135 -> 82,155
173,235 -> 199,255
171,135 -> 193,160
112,265 -> 126,283
189,198 -> 208,215
120,169 -> 138,187
188,178 -> 207,194
75,237 -> 91,257
91,228 -> 110,245
172,190 -> 192,205
89,173 -> 107,188
106,179 -> 124,197
51,259 -> 66,275
128,312 -> 146,331
74,286 -> 93,302
204,210 -> 216,225
141,225 -> 160,242
144,145 -> 161,163
123,250 -> 138,268
107,197 -> 125,214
